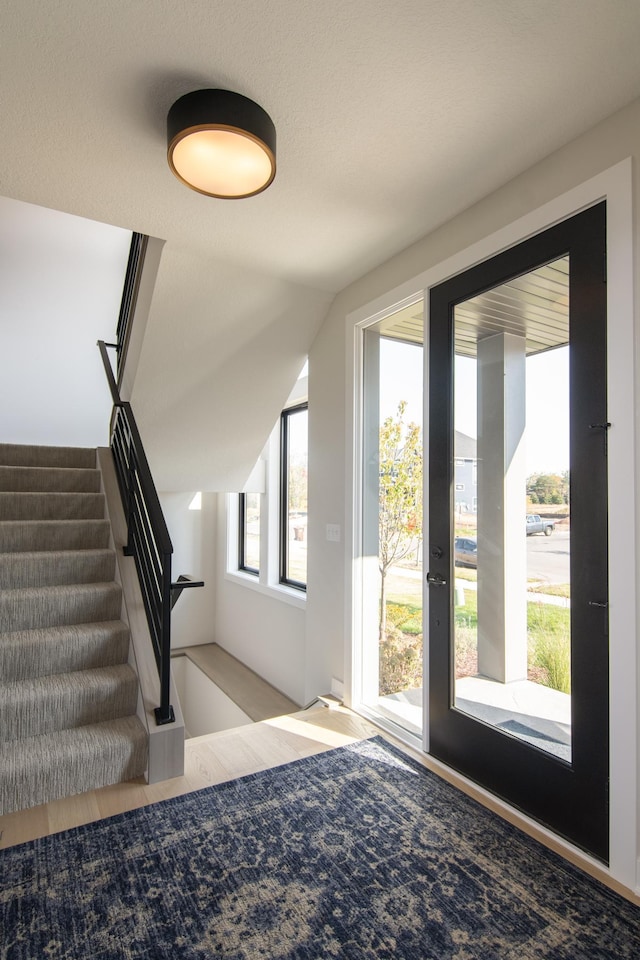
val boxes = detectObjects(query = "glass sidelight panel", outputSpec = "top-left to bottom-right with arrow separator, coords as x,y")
452,258 -> 571,760
361,302 -> 424,737
280,404 -> 308,589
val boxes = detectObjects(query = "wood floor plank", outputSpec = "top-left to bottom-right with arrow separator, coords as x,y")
95,777 -> 151,820
0,801 -> 49,849
184,741 -> 232,791
208,730 -> 270,779
47,789 -> 101,835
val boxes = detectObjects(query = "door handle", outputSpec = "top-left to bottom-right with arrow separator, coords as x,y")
426,573 -> 447,586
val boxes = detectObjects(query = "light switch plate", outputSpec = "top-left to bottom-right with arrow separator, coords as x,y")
326,523 -> 341,542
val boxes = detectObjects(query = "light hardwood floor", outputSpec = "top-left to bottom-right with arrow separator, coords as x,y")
0,702 -> 376,850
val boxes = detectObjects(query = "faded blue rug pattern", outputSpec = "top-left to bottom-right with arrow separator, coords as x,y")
2,736 -> 639,958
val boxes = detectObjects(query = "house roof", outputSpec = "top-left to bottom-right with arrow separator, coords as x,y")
455,433 -> 477,460
3,2 -> 640,488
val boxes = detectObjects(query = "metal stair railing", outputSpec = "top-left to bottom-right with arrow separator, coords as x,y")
98,339 -> 203,725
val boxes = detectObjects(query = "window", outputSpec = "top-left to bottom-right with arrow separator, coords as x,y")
238,491 -> 260,574
280,403 -> 308,590
227,359 -> 308,606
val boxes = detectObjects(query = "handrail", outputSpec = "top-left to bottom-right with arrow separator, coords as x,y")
171,574 -> 205,610
98,340 -> 122,408
98,339 -> 175,725
116,233 -> 148,380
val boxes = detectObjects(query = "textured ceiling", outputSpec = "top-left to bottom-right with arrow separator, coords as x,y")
2,1 -> 640,487
3,0 -> 640,290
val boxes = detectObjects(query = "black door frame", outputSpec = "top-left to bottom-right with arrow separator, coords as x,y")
427,202 -> 609,862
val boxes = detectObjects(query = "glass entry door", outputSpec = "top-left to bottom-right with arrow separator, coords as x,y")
427,203 -> 609,862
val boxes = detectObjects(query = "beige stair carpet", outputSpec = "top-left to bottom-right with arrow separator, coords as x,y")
0,443 -> 147,815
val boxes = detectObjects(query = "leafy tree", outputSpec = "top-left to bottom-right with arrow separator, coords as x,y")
378,401 -> 423,642
288,461 -> 308,513
526,472 -> 569,505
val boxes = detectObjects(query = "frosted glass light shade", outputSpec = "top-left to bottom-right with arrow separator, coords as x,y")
167,89 -> 276,199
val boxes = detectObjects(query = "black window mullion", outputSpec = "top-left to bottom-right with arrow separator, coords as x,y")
238,492 -> 259,575
279,403 -> 307,591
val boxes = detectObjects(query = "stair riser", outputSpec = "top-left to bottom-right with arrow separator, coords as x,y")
0,550 -> 116,589
0,520 -> 111,553
0,444 -> 95,470
0,623 -> 130,681
0,492 -> 104,521
0,584 -> 122,632
0,667 -> 139,742
0,465 -> 101,493
0,716 -> 147,815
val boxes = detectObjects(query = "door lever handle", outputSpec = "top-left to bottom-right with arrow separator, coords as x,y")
426,573 -> 447,586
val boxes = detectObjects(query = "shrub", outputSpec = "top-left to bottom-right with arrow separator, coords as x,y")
528,605 -> 571,694
379,623 -> 422,696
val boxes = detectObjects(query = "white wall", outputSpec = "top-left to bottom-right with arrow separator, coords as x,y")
172,656 -> 251,737
0,196 -> 131,448
131,242 -> 333,492
159,491 -> 217,650
213,493 -> 308,707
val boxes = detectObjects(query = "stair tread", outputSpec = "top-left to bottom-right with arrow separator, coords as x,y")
0,518 -> 111,552
0,715 -> 147,815
0,620 -> 130,681
0,548 -> 115,588
2,662 -> 136,696
0,580 -> 121,599
0,548 -> 114,563
0,664 -> 139,742
0,714 -> 146,760
0,581 -> 122,633
0,464 -> 101,492
0,618 -> 128,640
0,491 -> 105,521
0,444 -> 96,470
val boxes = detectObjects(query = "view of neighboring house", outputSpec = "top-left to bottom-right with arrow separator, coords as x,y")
454,431 -> 477,514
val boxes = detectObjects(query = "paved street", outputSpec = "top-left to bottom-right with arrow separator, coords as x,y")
526,528 -> 570,584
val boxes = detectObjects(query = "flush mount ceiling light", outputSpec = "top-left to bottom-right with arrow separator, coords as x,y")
167,89 -> 276,199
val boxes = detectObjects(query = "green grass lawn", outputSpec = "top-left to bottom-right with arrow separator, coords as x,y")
383,582 -> 571,695
528,582 -> 571,598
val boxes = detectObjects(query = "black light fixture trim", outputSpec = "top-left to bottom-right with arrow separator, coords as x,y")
167,89 -> 276,199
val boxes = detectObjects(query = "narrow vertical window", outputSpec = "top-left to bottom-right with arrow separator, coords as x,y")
238,492 -> 260,574
280,403 -> 308,590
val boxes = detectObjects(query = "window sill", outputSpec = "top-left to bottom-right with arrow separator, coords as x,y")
224,569 -> 307,610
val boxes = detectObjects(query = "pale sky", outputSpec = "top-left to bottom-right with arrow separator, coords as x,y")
379,338 -> 569,475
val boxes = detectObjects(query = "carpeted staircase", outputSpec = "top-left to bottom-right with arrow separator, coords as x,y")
0,443 -> 148,815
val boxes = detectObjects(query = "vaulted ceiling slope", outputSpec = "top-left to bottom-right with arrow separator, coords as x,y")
2,1 -> 640,488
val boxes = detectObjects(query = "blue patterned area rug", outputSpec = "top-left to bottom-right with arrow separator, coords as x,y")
2,736 -> 639,959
